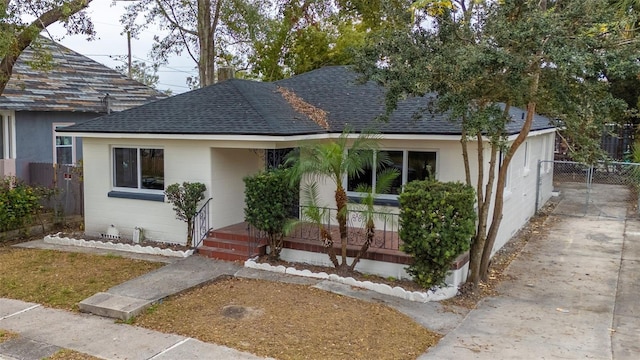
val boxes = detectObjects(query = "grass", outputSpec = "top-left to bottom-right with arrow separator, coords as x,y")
44,349 -> 102,360
0,248 -> 163,310
133,277 -> 440,360
0,329 -> 18,343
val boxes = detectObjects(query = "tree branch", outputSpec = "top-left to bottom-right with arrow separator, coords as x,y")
0,0 -> 92,95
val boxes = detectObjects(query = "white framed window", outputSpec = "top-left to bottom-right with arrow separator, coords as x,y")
346,149 -> 437,199
522,141 -> 530,176
53,123 -> 75,164
543,135 -> 552,173
113,147 -> 164,192
500,150 -> 512,196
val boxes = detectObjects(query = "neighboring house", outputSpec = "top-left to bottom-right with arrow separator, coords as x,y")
60,66 -> 555,282
0,38 -> 166,182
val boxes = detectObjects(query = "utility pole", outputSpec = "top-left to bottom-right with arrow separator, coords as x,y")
127,31 -> 132,78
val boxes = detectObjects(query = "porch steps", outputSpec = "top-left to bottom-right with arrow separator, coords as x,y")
196,226 -> 266,262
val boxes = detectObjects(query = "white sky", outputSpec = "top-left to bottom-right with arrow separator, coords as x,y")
44,0 -> 196,94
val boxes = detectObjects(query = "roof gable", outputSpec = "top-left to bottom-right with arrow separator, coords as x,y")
0,38 -> 166,113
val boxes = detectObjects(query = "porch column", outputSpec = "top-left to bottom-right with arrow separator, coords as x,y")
0,112 -> 17,176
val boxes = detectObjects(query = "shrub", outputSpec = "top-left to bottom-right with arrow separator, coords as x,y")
165,182 -> 207,247
0,177 -> 41,232
244,168 -> 296,260
399,180 -> 476,289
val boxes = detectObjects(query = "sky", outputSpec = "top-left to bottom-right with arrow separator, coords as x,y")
44,1 -> 196,94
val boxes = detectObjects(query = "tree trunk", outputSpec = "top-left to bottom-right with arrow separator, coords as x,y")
467,137 -> 498,286
320,227 -> 340,267
335,185 -> 349,268
349,218 -> 374,271
196,0 -> 217,87
187,218 -> 193,247
460,127 -> 472,187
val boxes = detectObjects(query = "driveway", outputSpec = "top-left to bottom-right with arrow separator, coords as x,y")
421,183 -> 640,359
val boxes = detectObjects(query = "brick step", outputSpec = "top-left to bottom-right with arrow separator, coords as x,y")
197,244 -> 266,262
207,230 -> 254,242
202,237 -> 266,252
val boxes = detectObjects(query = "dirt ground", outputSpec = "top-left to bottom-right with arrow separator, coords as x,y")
133,277 -> 440,360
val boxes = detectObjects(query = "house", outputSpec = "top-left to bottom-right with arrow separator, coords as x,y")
59,66 -> 555,283
0,38 -> 166,182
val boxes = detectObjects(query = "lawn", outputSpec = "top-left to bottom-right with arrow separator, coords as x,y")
134,277 -> 440,360
0,248 -> 163,310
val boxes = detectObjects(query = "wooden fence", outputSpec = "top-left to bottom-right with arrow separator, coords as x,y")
29,162 -> 83,216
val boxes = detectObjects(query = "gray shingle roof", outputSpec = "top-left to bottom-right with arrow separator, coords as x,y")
61,65 -> 553,136
61,79 -> 323,135
0,38 -> 166,112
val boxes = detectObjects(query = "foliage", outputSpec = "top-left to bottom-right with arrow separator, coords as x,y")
0,177 -> 41,232
399,180 -> 476,288
248,0 -> 412,80
0,0 -> 94,95
243,168 -> 296,260
287,130 -> 395,271
165,182 -> 207,247
121,0 -> 268,87
355,0 -> 640,285
114,59 -> 171,95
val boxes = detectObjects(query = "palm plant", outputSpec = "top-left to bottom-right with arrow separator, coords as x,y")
287,130 -> 397,272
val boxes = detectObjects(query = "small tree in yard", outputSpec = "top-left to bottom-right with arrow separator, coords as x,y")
244,168 -> 296,260
399,180 -> 476,289
287,130 -> 397,273
165,182 -> 206,247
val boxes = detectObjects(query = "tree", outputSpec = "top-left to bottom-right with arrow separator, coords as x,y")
165,182 -> 207,247
0,0 -> 94,95
356,0 -> 639,286
121,0 -> 268,88
287,130 -> 397,273
248,0 -> 412,81
114,59 -> 172,95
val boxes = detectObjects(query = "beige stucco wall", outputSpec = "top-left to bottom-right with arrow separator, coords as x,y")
83,138 -> 264,244
210,148 -> 262,229
298,132 -> 555,259
82,130 -> 554,250
491,131 -> 555,253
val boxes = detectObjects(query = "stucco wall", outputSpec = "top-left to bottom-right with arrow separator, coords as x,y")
210,148 -> 262,229
492,132 -> 555,254
15,111 -> 94,181
82,139 -> 263,244
298,133 -> 555,259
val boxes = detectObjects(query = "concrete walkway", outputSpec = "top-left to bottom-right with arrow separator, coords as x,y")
421,183 -> 640,360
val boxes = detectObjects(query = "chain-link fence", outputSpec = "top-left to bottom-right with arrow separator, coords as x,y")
539,160 -> 640,219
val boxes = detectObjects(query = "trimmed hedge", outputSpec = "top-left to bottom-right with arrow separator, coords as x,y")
244,168 -> 296,259
399,180 -> 476,288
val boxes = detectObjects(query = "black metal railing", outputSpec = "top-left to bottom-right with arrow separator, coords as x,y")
192,198 -> 212,249
247,224 -> 267,257
288,205 -> 401,251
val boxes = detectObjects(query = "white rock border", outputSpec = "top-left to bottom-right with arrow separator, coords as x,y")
244,258 -> 458,302
44,233 -> 194,258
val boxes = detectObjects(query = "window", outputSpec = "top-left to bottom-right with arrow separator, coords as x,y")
113,147 -> 164,191
347,150 -> 437,198
53,123 -> 75,164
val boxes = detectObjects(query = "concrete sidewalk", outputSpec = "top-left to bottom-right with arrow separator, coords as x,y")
0,298 -> 268,360
420,184 -> 640,360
